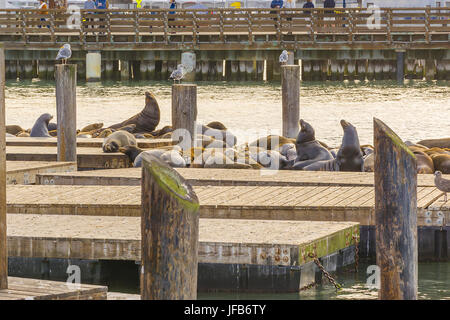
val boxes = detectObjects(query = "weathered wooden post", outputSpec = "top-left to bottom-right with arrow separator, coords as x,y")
396,50 -> 405,84
373,118 -> 418,300
281,65 -> 300,139
0,44 -> 7,289
140,154 -> 199,299
171,84 -> 197,152
55,64 -> 77,163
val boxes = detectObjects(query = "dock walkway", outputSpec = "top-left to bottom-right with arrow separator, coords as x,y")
7,161 -> 76,185
5,184 -> 446,227
36,167 -> 447,187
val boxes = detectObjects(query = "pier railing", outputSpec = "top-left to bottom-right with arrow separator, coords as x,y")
0,7 -> 449,48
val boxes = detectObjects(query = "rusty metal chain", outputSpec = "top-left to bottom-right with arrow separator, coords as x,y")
308,252 -> 342,291
299,281 -> 317,291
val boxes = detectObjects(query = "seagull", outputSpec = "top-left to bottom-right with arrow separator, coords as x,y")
56,44 -> 72,64
279,50 -> 288,65
169,64 -> 186,83
434,171 -> 450,202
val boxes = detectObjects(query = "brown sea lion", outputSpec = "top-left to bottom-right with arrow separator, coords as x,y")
48,130 -> 57,137
103,130 -> 137,153
117,124 -> 136,133
108,92 -> 160,133
199,124 -> 237,147
413,150 -> 434,174
6,125 -> 25,135
417,138 -> 450,149
81,123 -> 103,133
249,135 -> 295,150
206,121 -> 227,131
430,154 -> 450,174
98,128 -> 113,138
17,132 -> 30,137
149,126 -> 173,138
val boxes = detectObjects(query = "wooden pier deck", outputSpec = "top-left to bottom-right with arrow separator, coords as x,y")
6,161 -> 76,185
7,214 -> 358,266
6,146 -> 131,169
0,277 -> 107,300
6,137 -> 172,149
36,168 -> 447,187
5,185 -> 446,227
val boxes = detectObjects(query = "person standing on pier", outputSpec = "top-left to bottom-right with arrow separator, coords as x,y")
303,0 -> 314,15
270,0 -> 283,29
95,0 -> 108,34
323,0 -> 335,27
38,0 -> 49,29
84,0 -> 96,32
168,0 -> 177,33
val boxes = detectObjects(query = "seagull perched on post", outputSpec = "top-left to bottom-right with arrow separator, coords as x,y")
279,50 -> 288,65
56,44 -> 72,64
434,171 -> 450,202
169,64 -> 186,83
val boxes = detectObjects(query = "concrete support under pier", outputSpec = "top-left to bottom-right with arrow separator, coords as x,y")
86,52 -> 101,82
181,52 -> 196,82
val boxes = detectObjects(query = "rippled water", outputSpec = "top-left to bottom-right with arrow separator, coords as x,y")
5,79 -> 450,147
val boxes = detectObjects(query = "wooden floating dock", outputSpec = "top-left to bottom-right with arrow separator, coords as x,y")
5,185 -> 446,227
0,277 -> 107,300
7,214 -> 358,266
36,167 -> 447,187
6,137 -> 173,149
6,161 -> 76,185
6,146 -> 131,169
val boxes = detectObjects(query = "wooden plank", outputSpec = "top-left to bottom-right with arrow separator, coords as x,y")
7,214 -> 359,266
6,137 -> 173,149
35,168 -> 448,187
0,277 -> 107,300
6,146 -> 131,169
6,161 -> 76,185
4,185 -> 445,226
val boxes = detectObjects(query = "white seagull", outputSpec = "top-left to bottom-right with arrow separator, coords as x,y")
279,50 -> 289,65
169,64 -> 186,83
56,44 -> 72,64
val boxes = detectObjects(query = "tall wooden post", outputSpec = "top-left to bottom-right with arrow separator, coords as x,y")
140,153 -> 199,300
374,118 -> 418,300
396,50 -> 405,84
171,84 -> 197,150
55,64 -> 77,163
281,65 -> 300,139
0,44 -> 7,289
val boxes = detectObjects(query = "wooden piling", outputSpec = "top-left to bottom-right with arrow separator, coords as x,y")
281,65 -> 300,139
257,61 -> 264,81
302,60 -> 312,81
374,118 -> 418,300
347,60 -> 356,81
405,59 -> 416,80
0,45 -> 7,289
356,60 -> 366,81
55,64 -> 77,163
120,60 -> 130,81
396,51 -> 405,84
171,84 -> 197,150
425,59 -> 436,81
140,154 -> 199,300
330,60 -> 338,81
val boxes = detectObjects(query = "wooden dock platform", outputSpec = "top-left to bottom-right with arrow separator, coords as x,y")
0,277 -> 107,300
6,161 -> 76,185
6,137 -> 172,149
6,146 -> 131,169
7,214 -> 358,266
36,168 -> 447,187
5,185 -> 446,227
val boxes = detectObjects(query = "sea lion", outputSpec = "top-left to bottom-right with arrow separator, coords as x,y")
102,130 -> 137,153
17,132 -> 30,137
48,122 -> 57,131
249,135 -> 295,150
160,149 -> 187,168
199,124 -> 237,147
117,124 -> 136,133
6,133 -> 15,137
204,152 -> 252,169
149,126 -> 173,138
30,113 -> 53,137
430,154 -> 450,174
413,150 -> 435,174
292,119 -> 334,170
98,129 -> 113,138
48,130 -> 57,137
6,125 -> 25,136
109,92 -> 160,133
417,138 -> 450,149
303,120 -> 364,172
81,123 -> 103,133
255,150 -> 291,170
279,143 -> 297,161
363,153 -> 374,172
206,121 -> 227,131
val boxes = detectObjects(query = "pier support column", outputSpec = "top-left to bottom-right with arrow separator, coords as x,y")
120,60 -> 130,81
374,118 -> 418,300
0,46 -> 7,290
281,65 -> 300,139
140,153 -> 199,300
55,64 -> 77,163
425,59 -> 436,81
86,52 -> 101,82
301,60 -> 312,81
181,52 -> 196,82
172,84 -> 197,152
396,51 -> 405,84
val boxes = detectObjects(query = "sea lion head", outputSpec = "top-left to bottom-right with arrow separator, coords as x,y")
434,171 -> 442,178
39,113 -> 53,126
145,91 -> 157,105
207,121 -> 227,131
296,119 -> 315,144
104,141 -> 119,153
337,120 -> 364,171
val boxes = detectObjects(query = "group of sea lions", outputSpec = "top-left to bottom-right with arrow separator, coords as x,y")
5,90 -> 450,174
